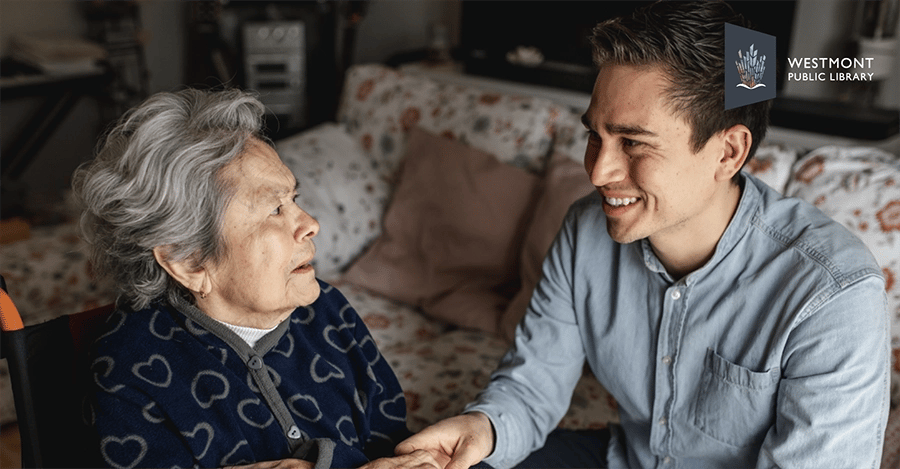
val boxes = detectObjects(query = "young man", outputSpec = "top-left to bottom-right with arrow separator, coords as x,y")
396,1 -> 890,468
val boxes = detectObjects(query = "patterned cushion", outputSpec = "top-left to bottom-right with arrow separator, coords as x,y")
276,123 -> 391,278
549,105 -> 590,164
0,223 -> 116,324
338,64 -> 557,175
744,144 -> 799,194
785,146 -> 900,346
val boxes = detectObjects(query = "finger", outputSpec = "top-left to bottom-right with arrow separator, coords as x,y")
395,431 -> 434,456
395,439 -> 416,456
444,445 -> 484,469
429,450 -> 452,468
361,451 -> 426,469
395,439 -> 444,460
412,463 -> 441,469
406,451 -> 442,469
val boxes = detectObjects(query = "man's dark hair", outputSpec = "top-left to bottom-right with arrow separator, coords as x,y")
591,0 -> 770,164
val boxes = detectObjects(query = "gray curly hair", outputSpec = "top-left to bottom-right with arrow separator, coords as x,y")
72,88 -> 268,310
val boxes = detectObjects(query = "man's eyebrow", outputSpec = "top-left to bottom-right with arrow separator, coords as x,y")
580,113 -> 592,129
581,114 -> 658,138
606,123 -> 658,138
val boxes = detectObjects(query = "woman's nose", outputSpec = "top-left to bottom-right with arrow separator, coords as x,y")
295,209 -> 320,241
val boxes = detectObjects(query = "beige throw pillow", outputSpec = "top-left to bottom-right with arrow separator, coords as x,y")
343,127 -> 540,334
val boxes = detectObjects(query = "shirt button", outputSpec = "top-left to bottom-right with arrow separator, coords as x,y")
671,290 -> 681,300
287,425 -> 302,439
248,356 -> 263,370
663,456 -> 672,464
658,417 -> 667,426
662,355 -> 672,365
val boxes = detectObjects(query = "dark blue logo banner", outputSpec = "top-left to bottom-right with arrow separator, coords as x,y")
725,23 -> 777,110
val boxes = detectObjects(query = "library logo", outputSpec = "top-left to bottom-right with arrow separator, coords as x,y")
725,23 -> 776,110
736,44 -> 766,89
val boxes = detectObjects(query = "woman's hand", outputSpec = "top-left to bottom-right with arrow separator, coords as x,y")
359,449 -> 449,469
222,451 -> 445,469
224,458 -> 314,469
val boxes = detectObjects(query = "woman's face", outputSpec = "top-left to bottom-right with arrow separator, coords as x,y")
203,138 -> 320,326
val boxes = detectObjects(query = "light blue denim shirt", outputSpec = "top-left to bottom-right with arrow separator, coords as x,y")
467,174 -> 889,468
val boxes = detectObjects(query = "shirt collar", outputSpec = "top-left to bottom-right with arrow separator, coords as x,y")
640,173 -> 760,285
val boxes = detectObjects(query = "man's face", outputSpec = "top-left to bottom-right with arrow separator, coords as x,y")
582,64 -> 728,249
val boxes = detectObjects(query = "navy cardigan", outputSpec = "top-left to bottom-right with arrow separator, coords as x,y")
90,280 -> 410,468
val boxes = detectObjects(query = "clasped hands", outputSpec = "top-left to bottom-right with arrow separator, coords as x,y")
363,411 -> 495,469
390,412 -> 495,469
226,413 -> 494,469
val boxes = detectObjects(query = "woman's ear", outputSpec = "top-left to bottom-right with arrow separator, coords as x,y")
716,124 -> 752,181
153,246 -> 209,297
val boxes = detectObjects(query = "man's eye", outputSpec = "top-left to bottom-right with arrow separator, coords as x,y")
623,138 -> 641,148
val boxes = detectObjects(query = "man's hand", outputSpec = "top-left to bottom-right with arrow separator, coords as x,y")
395,413 -> 495,469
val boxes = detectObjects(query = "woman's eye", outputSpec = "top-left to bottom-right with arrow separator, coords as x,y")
271,205 -> 282,216
292,194 -> 301,206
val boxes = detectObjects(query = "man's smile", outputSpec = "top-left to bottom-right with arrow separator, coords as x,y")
605,196 -> 640,207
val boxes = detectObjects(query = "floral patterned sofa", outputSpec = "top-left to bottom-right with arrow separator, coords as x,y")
1,63 -> 898,467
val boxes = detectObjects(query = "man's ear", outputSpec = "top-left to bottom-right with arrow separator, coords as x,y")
153,246 -> 209,296
716,124 -> 752,181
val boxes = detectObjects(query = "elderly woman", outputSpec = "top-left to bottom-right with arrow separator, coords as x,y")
74,89 -> 441,469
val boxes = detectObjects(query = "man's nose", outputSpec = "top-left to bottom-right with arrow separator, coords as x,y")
584,136 -> 627,187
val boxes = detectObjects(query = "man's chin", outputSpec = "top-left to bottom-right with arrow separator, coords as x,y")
606,222 -> 643,245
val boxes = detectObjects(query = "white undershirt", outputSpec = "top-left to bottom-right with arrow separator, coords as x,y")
212,318 -> 278,348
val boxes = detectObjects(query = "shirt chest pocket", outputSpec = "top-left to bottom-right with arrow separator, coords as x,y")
691,348 -> 780,448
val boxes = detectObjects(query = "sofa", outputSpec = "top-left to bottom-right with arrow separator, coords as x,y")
1,63 -> 898,467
